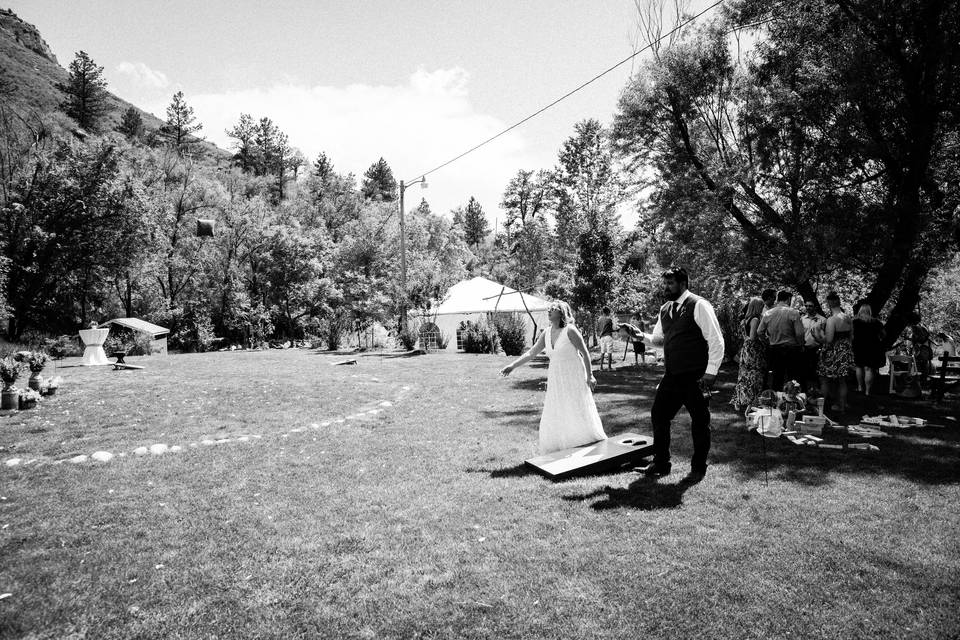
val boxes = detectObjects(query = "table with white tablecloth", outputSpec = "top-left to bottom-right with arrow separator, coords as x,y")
78,328 -> 111,366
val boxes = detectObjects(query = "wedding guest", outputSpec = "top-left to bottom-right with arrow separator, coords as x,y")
761,289 -> 776,311
758,290 -> 805,392
852,302 -> 886,395
638,267 -> 724,479
904,312 -> 933,377
818,292 -> 855,412
596,306 -> 615,371
801,300 -> 826,393
618,322 -> 645,365
500,301 -> 606,453
732,297 -> 767,410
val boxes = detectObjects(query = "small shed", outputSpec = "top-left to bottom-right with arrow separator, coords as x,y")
99,318 -> 170,356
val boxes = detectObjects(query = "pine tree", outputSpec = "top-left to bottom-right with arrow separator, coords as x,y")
158,91 -> 203,152
313,152 -> 334,182
361,158 -> 397,202
225,113 -> 257,171
462,196 -> 489,249
58,51 -> 111,131
117,106 -> 144,140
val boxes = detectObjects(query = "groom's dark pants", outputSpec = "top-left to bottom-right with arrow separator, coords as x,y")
650,371 -> 710,469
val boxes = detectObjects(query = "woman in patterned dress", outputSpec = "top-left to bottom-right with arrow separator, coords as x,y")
818,291 -> 855,413
732,297 -> 768,410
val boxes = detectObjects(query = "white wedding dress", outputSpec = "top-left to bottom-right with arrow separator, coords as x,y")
538,326 -> 607,453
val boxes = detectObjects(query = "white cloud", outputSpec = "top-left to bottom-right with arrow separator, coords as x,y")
150,68 -> 542,222
115,61 -> 170,90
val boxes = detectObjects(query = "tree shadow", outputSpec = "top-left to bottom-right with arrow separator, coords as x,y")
562,473 -> 704,511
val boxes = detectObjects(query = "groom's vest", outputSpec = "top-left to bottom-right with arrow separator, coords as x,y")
659,294 -> 708,376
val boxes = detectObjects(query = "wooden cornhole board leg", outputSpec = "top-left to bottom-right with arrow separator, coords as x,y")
525,432 -> 655,480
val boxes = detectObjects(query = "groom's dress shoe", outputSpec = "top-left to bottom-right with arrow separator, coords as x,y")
640,462 -> 671,477
687,463 -> 708,480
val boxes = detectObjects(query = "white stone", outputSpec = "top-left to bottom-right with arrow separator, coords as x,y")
237,437 -> 249,443
169,445 -> 183,453
133,447 -> 149,456
200,439 -> 215,446
149,444 -> 168,455
189,442 -> 198,447
310,423 -> 319,429
70,455 -> 88,464
5,458 -> 21,467
320,421 -> 331,427
91,451 -> 114,463
379,401 -> 393,407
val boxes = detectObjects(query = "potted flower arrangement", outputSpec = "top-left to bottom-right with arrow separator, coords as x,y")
41,375 -> 62,396
0,356 -> 22,410
18,388 -> 41,410
26,351 -> 49,391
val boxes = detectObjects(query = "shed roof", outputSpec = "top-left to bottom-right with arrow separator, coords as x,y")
100,318 -> 170,338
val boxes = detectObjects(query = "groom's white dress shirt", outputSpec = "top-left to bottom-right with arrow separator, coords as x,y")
641,289 -> 725,376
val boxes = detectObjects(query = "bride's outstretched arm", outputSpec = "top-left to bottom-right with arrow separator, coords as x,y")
499,331 -> 546,376
566,327 -> 597,390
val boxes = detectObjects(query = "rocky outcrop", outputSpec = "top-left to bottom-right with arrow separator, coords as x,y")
0,9 -> 58,65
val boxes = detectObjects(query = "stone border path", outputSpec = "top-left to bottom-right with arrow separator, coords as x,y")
3,384 -> 413,470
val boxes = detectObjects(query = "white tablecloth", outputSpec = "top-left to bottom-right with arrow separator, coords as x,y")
79,328 -> 111,366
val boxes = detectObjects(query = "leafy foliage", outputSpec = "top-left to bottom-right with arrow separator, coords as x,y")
459,319 -> 500,354
490,313 -> 526,357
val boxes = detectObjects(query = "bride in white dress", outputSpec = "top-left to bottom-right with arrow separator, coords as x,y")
499,301 -> 607,453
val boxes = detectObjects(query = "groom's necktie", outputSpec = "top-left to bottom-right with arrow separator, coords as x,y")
670,302 -> 679,318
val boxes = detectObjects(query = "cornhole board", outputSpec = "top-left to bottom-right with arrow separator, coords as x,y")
525,432 -> 655,480
112,363 -> 145,370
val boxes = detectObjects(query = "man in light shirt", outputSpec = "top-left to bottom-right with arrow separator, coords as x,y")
638,267 -> 725,479
758,290 -> 805,391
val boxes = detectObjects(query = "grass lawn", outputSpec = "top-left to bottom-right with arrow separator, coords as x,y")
1,348 -> 958,639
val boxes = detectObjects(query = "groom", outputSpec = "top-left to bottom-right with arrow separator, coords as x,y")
639,267 -> 724,479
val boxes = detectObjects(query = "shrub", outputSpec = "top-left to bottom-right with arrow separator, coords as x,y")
103,327 -> 153,356
459,320 -> 500,354
45,335 -> 82,359
162,302 -> 216,353
398,323 -> 419,351
491,313 -> 527,356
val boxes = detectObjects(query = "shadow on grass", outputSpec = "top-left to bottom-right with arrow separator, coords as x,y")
562,474 -> 704,511
464,463 -> 540,479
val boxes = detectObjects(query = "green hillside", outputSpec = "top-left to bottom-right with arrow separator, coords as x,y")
0,8 -> 226,159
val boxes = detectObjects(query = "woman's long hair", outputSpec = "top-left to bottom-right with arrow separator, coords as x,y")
857,303 -> 874,321
741,297 -> 765,332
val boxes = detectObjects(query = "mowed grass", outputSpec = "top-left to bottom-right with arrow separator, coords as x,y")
0,348 -> 958,639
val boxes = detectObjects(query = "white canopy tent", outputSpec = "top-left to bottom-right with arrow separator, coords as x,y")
416,277 -> 552,352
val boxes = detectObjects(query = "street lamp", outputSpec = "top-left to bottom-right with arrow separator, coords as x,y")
398,176 -> 428,327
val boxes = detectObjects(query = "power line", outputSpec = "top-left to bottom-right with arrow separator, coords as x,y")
406,0 -> 727,183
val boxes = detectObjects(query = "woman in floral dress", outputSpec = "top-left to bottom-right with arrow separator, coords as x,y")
732,297 -> 768,410
818,291 -> 855,413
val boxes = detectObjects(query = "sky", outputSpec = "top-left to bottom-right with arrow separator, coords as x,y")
8,0 -> 720,227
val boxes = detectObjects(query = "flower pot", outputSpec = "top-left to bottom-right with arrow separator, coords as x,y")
28,374 -> 42,391
2,389 -> 19,410
43,387 -> 58,397
19,397 -> 37,410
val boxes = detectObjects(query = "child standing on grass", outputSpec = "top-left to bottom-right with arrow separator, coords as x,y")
597,306 -> 615,371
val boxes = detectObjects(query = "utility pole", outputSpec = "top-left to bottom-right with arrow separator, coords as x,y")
397,176 -> 427,329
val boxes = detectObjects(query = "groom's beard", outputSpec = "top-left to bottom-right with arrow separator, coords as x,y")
663,289 -> 681,301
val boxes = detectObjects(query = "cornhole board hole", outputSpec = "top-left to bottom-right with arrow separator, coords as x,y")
525,432 -> 654,480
